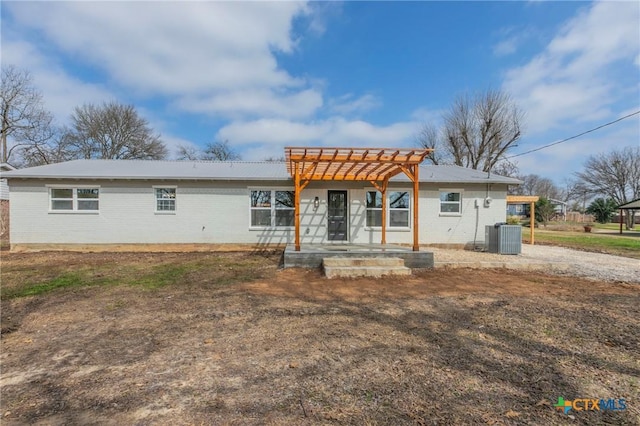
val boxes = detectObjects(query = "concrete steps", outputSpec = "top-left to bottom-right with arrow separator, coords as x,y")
323,257 -> 411,279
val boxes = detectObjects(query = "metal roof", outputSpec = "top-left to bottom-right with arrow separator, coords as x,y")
617,198 -> 640,209
1,159 -> 522,185
1,159 -> 290,181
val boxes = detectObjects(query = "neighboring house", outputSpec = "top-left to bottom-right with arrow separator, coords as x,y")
549,198 -> 567,220
1,163 -> 15,201
3,156 -> 521,251
1,163 -> 16,245
507,198 -> 567,221
506,202 -> 530,218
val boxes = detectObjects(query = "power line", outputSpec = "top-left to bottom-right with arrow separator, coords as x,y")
506,110 -> 640,159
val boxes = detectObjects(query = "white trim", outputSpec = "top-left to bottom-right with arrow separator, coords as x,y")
439,188 -> 464,217
364,188 -> 412,230
48,186 -> 100,214
248,187 -> 295,230
153,185 -> 177,214
46,184 -> 101,189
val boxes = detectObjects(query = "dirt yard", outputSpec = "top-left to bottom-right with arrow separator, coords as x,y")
1,251 -> 639,425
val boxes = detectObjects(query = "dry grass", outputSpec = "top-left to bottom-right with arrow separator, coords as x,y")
1,251 -> 639,425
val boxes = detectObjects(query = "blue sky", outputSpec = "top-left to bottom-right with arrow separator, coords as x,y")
2,1 -> 639,185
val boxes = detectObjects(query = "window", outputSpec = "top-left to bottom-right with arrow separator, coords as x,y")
250,190 -> 294,227
440,191 -> 462,214
51,188 -> 73,211
389,191 -> 410,227
274,191 -> 295,226
366,191 -> 382,227
365,190 -> 410,228
155,187 -> 176,212
50,187 -> 99,212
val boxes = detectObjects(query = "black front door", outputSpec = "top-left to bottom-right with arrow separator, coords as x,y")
327,190 -> 348,241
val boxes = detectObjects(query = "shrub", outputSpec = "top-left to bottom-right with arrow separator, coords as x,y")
586,198 -> 617,224
506,215 -> 520,225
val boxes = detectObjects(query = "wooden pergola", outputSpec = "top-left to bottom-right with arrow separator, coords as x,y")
285,147 -> 432,251
506,195 -> 539,244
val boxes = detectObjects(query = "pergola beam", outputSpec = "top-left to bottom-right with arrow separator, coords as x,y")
285,147 -> 433,251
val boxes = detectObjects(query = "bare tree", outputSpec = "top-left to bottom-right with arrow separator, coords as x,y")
1,66 -> 55,164
264,155 -> 285,162
492,159 -> 519,178
18,132 -> 71,167
564,179 -> 593,217
575,146 -> 640,229
201,140 -> 241,161
417,89 -> 524,172
175,140 -> 241,161
414,123 -> 445,165
178,140 -> 242,161
63,101 -> 167,160
176,144 -> 201,161
511,174 -> 561,199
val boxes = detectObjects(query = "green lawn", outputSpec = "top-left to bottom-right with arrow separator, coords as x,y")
523,227 -> 640,259
0,251 -> 277,299
593,222 -> 636,231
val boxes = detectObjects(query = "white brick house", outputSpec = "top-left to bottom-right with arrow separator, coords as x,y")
4,159 -> 520,250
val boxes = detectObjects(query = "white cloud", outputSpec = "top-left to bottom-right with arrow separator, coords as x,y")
176,88 -> 323,119
218,119 -> 323,146
493,38 -> 518,56
161,135 -> 201,160
305,2 -> 343,36
410,107 -> 443,125
217,117 -> 420,160
328,93 -> 382,115
492,26 -> 537,57
3,2 -> 316,119
1,38 -> 113,124
510,110 -> 639,182
503,1 -> 640,133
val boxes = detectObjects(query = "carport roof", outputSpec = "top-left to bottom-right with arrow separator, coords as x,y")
617,198 -> 640,209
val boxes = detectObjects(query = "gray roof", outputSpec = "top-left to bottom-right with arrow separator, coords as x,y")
0,163 -> 15,200
1,159 -> 522,185
617,198 -> 640,209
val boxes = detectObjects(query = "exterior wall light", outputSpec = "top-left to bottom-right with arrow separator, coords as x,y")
314,196 -> 320,209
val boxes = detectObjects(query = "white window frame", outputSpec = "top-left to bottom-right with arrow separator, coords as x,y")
154,186 -> 177,214
365,190 -> 383,228
364,189 -> 412,230
249,188 -> 295,229
439,189 -> 463,216
47,185 -> 100,214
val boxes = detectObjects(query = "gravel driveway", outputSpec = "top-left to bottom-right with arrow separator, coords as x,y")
431,245 -> 640,284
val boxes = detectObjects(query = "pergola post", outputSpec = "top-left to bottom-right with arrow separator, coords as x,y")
370,179 -> 389,245
294,164 -> 301,251
381,185 -> 387,245
413,164 -> 420,251
530,201 -> 535,245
